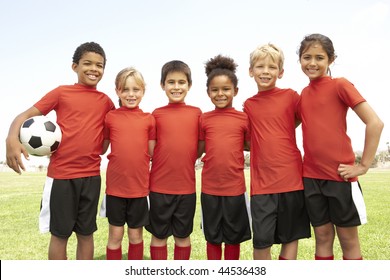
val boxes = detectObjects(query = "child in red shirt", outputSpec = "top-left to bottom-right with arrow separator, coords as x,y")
198,55 -> 251,260
101,67 -> 156,260
146,60 -> 202,260
297,33 -> 383,260
244,43 -> 311,260
5,42 -> 115,260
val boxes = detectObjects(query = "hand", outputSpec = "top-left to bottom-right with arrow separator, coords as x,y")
337,163 -> 367,181
6,136 -> 29,174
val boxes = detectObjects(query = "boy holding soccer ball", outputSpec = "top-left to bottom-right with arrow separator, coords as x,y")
5,42 -> 115,260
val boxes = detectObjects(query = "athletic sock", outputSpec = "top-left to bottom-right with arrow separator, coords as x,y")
128,241 -> 144,260
106,247 -> 122,260
206,242 -> 222,260
174,244 -> 191,260
315,254 -> 334,260
224,244 -> 240,260
279,255 -> 288,260
150,245 -> 168,260
343,256 -> 363,260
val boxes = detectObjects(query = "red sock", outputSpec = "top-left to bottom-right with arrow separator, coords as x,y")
343,256 -> 363,260
315,255 -> 334,260
224,244 -> 240,260
279,255 -> 288,260
150,245 -> 167,260
174,244 -> 191,260
106,247 -> 122,260
206,242 -> 222,260
128,241 -> 144,260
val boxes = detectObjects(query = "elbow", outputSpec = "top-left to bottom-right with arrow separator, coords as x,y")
376,118 -> 384,133
369,117 -> 384,134
380,119 -> 384,131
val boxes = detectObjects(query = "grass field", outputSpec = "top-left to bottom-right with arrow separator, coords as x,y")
0,168 -> 389,260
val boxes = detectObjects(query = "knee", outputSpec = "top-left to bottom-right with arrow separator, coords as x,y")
314,224 -> 335,244
128,230 -> 143,244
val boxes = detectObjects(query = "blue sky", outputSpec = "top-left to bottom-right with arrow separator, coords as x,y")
1,0 -> 389,167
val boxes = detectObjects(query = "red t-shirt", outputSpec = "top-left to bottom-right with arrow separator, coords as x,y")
244,88 -> 303,195
298,76 -> 366,181
34,84 -> 115,179
199,108 -> 249,196
104,107 -> 156,198
149,103 -> 201,195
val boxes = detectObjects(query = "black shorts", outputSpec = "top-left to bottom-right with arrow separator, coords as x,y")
201,192 -> 251,244
145,192 -> 196,239
303,178 -> 367,227
39,176 -> 101,238
104,195 -> 149,228
251,190 -> 311,249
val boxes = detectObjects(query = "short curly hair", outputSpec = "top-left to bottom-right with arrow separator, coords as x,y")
72,42 -> 106,67
205,54 -> 238,88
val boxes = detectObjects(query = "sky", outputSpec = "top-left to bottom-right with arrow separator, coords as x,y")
0,0 -> 389,167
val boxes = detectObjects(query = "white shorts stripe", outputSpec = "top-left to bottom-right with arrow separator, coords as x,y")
351,181 -> 367,225
39,177 -> 53,233
244,192 -> 252,232
200,202 -> 204,235
99,194 -> 107,218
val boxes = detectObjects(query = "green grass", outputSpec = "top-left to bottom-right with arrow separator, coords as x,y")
0,169 -> 389,260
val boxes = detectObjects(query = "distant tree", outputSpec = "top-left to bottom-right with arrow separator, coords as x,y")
355,153 -> 378,168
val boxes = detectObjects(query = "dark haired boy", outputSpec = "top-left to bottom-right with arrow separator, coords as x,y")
146,60 -> 201,260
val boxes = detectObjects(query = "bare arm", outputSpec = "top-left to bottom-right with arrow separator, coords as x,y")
295,119 -> 302,128
244,140 -> 250,151
197,140 -> 205,159
102,139 -> 110,155
338,102 -> 384,180
148,140 -> 156,158
6,106 -> 42,174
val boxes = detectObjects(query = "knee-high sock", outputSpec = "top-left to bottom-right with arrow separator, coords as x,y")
106,247 -> 122,260
206,242 -> 222,260
315,254 -> 334,260
174,244 -> 191,260
128,241 -> 144,260
150,245 -> 167,260
224,244 -> 240,260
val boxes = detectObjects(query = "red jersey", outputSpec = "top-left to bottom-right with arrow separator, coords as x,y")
298,76 -> 366,181
34,84 -> 115,179
244,88 -> 303,195
199,108 -> 249,196
104,107 -> 156,198
149,103 -> 201,195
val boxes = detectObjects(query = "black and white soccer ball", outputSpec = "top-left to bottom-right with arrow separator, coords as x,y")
19,116 -> 62,157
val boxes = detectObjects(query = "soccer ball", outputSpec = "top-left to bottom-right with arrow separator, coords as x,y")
19,116 -> 62,157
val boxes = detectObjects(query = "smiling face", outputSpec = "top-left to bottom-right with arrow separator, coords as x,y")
207,75 -> 237,109
116,76 -> 144,108
299,43 -> 331,80
249,55 -> 283,92
72,52 -> 104,87
161,71 -> 191,103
